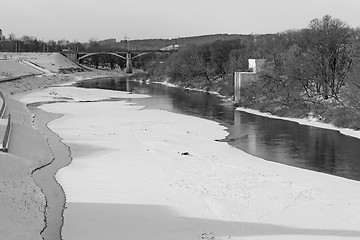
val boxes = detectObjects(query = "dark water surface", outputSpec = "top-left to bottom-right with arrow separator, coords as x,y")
75,77 -> 360,181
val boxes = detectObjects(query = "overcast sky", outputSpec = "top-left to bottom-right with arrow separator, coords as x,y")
1,0 -> 360,42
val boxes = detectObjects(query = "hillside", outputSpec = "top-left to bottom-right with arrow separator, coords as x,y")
98,34 -> 261,51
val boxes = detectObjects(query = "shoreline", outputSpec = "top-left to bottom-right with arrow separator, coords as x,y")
2,70 -> 360,239
236,107 -> 360,140
153,79 -> 360,140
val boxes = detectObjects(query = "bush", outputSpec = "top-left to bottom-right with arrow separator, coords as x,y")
322,107 -> 360,129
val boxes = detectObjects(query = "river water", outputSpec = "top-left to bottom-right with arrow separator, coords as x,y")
75,77 -> 360,181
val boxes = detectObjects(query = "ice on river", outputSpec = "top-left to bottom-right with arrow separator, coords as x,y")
21,86 -> 360,240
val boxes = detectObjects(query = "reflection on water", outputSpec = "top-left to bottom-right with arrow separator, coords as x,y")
229,112 -> 359,179
75,77 -> 360,181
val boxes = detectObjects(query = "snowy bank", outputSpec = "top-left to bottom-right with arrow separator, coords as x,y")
20,86 -> 360,240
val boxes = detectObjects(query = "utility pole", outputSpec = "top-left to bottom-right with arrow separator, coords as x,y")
124,34 -> 130,52
124,34 -> 132,73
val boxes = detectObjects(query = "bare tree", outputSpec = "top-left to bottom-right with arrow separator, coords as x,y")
302,15 -> 354,100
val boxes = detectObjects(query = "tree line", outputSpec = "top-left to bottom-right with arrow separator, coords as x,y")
0,34 -> 86,52
243,15 -> 360,129
154,15 -> 360,129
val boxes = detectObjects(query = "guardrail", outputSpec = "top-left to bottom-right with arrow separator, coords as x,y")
2,114 -> 12,152
0,91 -> 6,118
0,91 -> 12,152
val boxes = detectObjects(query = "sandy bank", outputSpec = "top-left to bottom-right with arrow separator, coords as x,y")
19,85 -> 360,240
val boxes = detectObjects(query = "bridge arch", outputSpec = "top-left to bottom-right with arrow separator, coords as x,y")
78,52 -> 127,61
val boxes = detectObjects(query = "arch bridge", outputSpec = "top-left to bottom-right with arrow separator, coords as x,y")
63,51 -> 157,73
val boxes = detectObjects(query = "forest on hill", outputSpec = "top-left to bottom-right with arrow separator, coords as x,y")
0,33 -> 252,52
113,34 -> 254,50
150,15 -> 360,130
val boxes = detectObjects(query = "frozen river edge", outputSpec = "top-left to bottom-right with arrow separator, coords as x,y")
18,83 -> 360,240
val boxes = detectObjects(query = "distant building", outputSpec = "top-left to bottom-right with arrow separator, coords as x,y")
248,59 -> 266,73
160,44 -> 180,51
234,59 -> 266,102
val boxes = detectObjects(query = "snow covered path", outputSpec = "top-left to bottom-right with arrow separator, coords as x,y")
21,86 -> 360,240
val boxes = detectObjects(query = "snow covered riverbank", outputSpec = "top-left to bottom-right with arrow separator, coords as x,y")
19,85 -> 360,240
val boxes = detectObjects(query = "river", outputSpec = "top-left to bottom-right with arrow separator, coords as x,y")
75,76 -> 360,181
